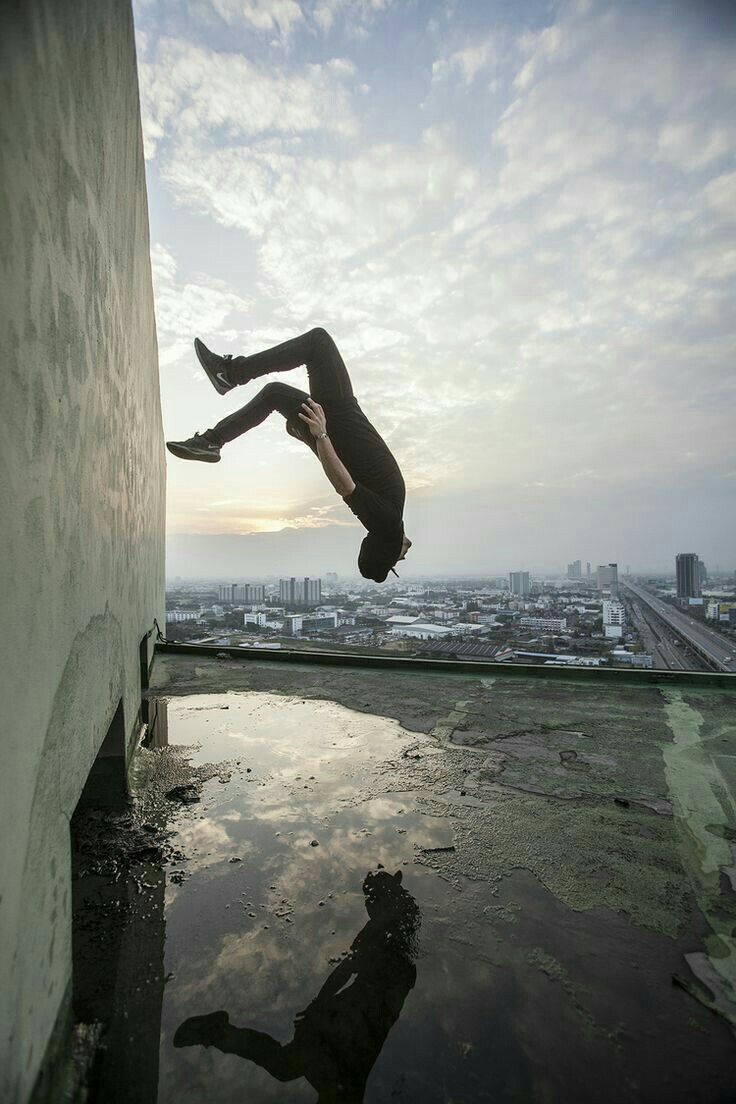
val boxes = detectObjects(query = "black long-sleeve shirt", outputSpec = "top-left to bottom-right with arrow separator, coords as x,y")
290,396 -> 405,545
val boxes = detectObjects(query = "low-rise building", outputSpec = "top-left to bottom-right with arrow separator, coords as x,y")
611,648 -> 653,668
519,617 -> 568,633
390,623 -> 455,640
602,599 -> 625,640
302,613 -> 338,631
415,640 -> 514,662
244,612 -> 267,627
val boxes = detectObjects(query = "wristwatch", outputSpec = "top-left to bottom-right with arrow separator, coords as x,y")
316,431 -> 328,440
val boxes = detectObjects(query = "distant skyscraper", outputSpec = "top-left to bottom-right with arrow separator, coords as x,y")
596,563 -> 619,595
509,571 -> 530,597
567,560 -> 582,579
279,576 -> 322,605
676,553 -> 701,599
280,577 -> 297,605
236,584 -> 265,603
303,577 -> 322,604
218,583 -> 265,603
698,561 -> 708,586
586,562 -> 591,577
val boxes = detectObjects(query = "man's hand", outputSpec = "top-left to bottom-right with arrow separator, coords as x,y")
299,397 -> 355,496
298,398 -> 327,438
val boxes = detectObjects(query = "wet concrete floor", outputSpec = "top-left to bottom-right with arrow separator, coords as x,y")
74,655 -> 736,1102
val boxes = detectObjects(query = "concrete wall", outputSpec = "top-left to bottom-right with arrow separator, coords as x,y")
0,1 -> 165,1099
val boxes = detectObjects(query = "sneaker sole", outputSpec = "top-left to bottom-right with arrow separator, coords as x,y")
194,337 -> 233,395
166,441 -> 221,462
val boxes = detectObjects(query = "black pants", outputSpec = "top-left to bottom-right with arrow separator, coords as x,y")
205,327 -> 354,447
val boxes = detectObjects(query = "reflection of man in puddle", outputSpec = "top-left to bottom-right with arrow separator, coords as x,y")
174,869 -> 420,1102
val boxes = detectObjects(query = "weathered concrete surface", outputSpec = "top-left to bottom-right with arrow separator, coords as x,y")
125,655 -> 736,1101
0,1 -> 165,1099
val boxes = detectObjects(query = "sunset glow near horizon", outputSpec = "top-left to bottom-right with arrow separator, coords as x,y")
134,0 -> 736,576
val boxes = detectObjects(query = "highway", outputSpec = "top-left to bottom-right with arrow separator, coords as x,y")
623,594 -> 701,671
623,581 -> 736,674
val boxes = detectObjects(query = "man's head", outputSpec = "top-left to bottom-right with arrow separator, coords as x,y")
358,530 -> 412,582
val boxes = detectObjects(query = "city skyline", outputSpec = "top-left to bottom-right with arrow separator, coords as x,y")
135,0 -> 736,577
165,530 -> 736,580
164,560 -> 736,673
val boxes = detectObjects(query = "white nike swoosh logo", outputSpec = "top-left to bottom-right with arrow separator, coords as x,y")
216,372 -> 230,386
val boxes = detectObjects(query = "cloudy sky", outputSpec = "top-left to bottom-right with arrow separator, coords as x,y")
133,0 -> 736,577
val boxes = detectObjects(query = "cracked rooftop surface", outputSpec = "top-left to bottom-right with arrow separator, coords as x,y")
74,654 -> 736,1102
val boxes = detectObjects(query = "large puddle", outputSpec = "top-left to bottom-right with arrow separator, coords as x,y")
155,693 -> 483,1104
72,688 -> 736,1103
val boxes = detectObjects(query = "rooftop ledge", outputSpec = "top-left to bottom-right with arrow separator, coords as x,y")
69,646 -> 736,1102
155,639 -> 736,689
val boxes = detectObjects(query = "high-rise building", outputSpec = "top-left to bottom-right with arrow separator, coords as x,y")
509,571 -> 530,597
280,577 -> 297,605
303,577 -> 322,604
586,562 -> 591,577
596,563 -> 619,595
239,584 -> 265,603
567,560 -> 582,579
698,561 -> 708,586
279,576 -> 322,606
676,553 -> 701,599
219,583 -> 266,603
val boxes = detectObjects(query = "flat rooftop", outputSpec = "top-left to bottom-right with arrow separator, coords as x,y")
73,652 -> 736,1102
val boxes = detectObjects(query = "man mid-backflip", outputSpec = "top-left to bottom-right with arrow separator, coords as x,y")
166,327 -> 412,583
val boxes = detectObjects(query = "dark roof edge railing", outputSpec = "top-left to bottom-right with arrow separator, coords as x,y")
154,641 -> 736,689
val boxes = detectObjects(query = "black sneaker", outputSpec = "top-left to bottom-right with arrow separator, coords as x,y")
173,1010 -> 230,1048
166,433 -> 221,462
194,337 -> 237,395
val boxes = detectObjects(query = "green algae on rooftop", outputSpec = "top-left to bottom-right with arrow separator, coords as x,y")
661,688 -> 736,1024
414,792 -> 689,936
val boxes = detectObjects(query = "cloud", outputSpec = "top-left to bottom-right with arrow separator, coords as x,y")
431,41 -> 495,85
150,243 -> 253,368
138,0 -> 736,566
208,0 -> 305,38
704,171 -> 736,220
184,500 -> 358,534
137,37 -> 358,159
310,0 -> 398,37
160,129 -> 477,261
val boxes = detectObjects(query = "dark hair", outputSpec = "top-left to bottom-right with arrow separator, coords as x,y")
358,528 -> 404,583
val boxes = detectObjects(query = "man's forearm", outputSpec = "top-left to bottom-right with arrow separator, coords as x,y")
316,435 -> 355,497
